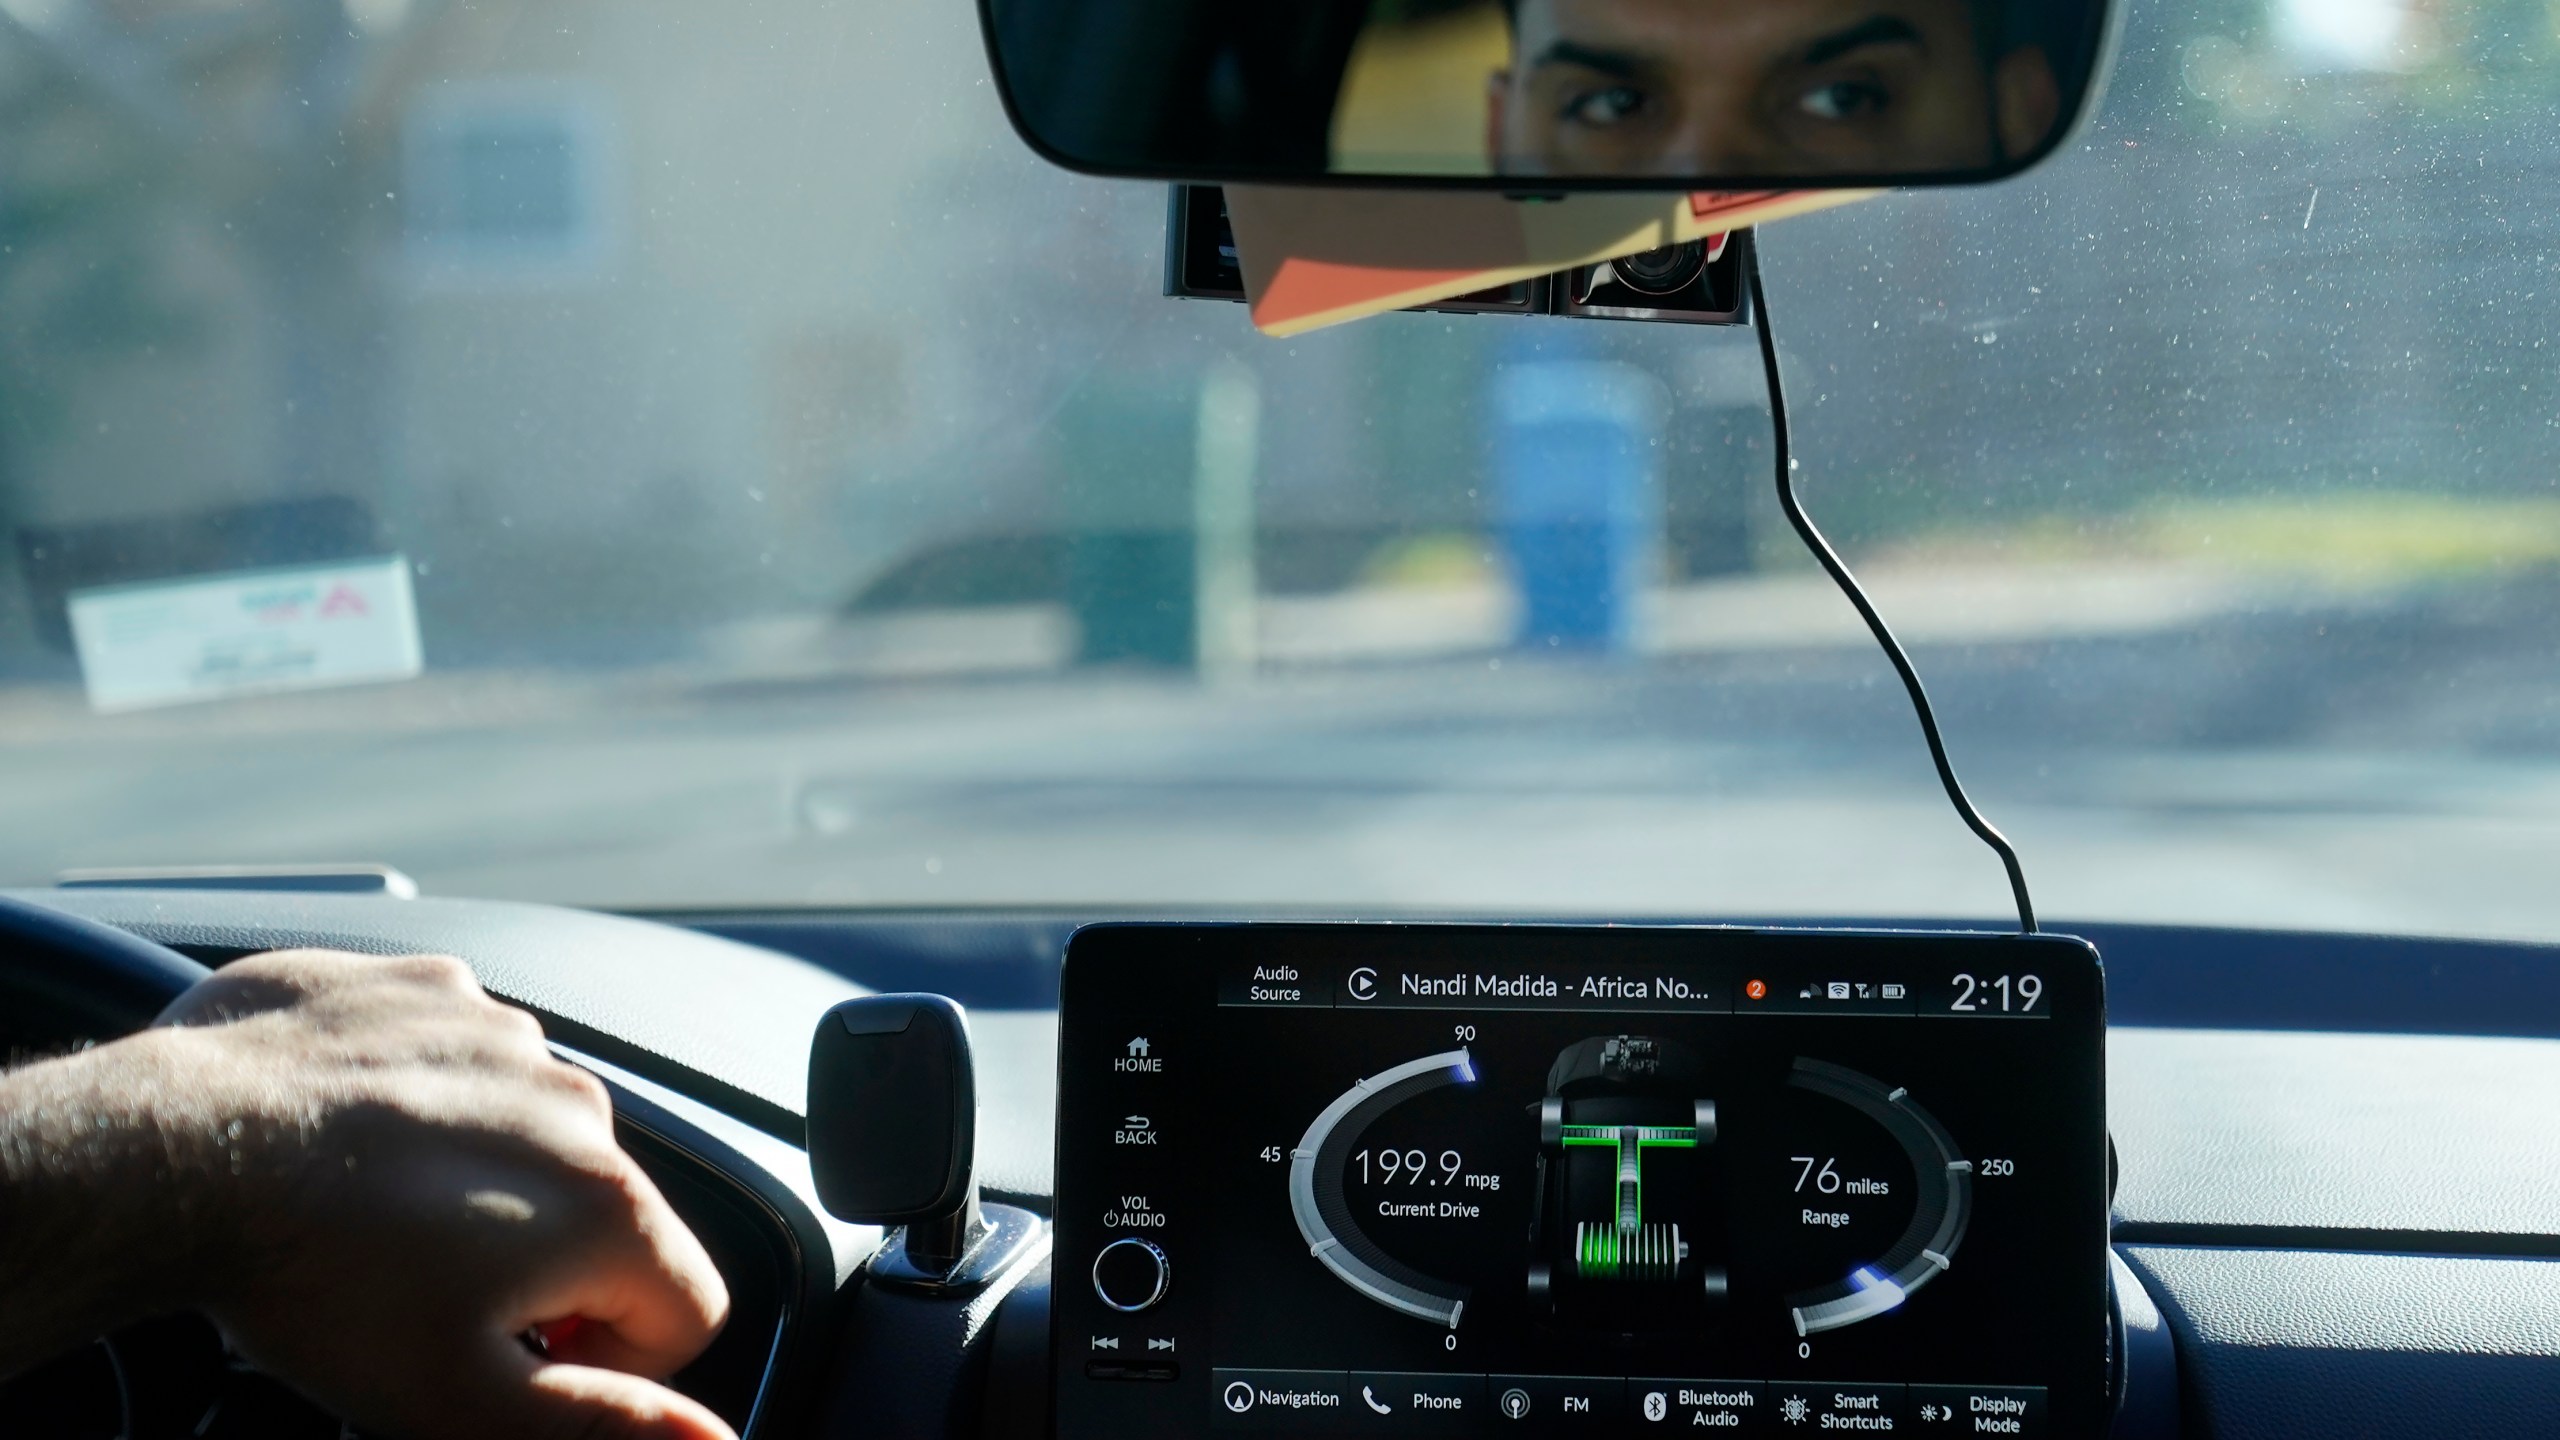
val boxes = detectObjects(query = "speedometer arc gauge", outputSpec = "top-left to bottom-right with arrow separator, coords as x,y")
1287,1047 -> 1477,1328
1783,1057 -> 1974,1337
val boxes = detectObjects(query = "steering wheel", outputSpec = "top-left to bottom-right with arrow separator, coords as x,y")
0,898 -> 386,1435
0,894 -> 211,1048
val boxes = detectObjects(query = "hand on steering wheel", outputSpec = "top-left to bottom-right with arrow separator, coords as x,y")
0,913 -> 738,1440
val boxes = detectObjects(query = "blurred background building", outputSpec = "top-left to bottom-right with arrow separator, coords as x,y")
10,0 -> 2548,678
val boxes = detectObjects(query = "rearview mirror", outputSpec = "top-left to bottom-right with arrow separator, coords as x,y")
979,0 -> 2114,190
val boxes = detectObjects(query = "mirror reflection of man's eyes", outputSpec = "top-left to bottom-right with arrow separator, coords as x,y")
1487,0 -> 2057,179
1783,17 -> 1922,122
1542,16 -> 1918,135
1539,43 -> 1656,129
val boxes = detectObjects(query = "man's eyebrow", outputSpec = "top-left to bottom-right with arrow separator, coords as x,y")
1799,15 -> 1924,67
1526,39 -> 1647,79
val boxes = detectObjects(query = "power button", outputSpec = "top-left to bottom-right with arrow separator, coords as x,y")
1092,1238 -> 1171,1313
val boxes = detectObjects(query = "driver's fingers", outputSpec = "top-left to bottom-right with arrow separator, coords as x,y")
438,1334 -> 738,1440
155,947 -> 349,1025
537,1316 -> 693,1379
523,1161 -> 731,1380
156,948 -> 485,1027
518,1362 -> 738,1440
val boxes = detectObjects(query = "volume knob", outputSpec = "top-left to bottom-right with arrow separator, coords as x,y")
1092,1238 -> 1171,1313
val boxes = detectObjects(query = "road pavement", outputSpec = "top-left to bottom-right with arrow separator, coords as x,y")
4,568 -> 2557,944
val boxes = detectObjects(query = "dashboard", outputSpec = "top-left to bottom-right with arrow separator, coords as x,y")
6,888 -> 2560,1440
1054,925 -> 2110,1438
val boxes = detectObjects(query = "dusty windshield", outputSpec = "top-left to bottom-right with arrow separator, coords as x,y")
1,0 -> 2553,936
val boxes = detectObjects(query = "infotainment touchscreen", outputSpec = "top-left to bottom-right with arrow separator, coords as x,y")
1053,925 -> 2109,1438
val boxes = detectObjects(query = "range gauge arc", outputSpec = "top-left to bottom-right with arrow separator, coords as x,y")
1783,1057 -> 1973,1337
1286,1048 -> 1477,1328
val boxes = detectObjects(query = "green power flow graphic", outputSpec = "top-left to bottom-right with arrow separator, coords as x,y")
1561,1125 -> 1697,1280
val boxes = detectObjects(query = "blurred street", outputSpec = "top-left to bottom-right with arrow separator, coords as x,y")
7,563 -> 2558,941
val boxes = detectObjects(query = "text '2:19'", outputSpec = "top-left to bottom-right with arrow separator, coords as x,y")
1950,974 -> 2041,1013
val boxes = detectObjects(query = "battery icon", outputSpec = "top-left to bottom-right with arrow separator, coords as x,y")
1882,983 -> 1907,1000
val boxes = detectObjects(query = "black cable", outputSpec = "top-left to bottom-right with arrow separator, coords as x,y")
1742,234 -> 2038,934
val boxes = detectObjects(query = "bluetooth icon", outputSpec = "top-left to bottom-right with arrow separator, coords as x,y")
1643,1391 -> 1668,1422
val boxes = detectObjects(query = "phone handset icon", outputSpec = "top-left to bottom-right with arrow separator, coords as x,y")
1363,1387 -> 1393,1415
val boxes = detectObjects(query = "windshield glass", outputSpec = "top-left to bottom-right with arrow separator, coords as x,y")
3,0 -> 2553,937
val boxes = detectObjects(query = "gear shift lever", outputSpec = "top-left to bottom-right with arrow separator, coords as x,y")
807,994 -> 1042,1292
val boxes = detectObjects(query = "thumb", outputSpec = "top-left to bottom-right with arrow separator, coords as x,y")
503,1360 -> 740,1440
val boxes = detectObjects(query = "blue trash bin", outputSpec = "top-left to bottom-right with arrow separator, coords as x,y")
1492,361 -> 1668,653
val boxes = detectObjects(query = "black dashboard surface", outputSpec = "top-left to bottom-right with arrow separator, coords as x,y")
16,893 -> 2559,1438
2109,1029 -> 2560,1250
2123,1247 -> 2560,1438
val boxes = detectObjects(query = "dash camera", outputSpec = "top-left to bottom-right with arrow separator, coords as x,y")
1558,235 -> 1749,325
1611,241 -> 1710,295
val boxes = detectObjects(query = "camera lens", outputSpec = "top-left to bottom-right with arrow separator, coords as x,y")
1610,241 -> 1708,296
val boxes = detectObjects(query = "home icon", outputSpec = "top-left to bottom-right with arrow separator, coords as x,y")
1116,1037 -> 1161,1074
1128,1037 -> 1150,1058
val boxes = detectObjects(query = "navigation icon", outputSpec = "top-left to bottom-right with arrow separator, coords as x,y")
1224,1381 -> 1257,1414
1347,967 -> 1379,1002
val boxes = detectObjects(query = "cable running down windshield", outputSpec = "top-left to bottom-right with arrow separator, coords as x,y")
1743,238 -> 2039,934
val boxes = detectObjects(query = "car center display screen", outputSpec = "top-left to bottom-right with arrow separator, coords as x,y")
1053,925 -> 2110,1440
